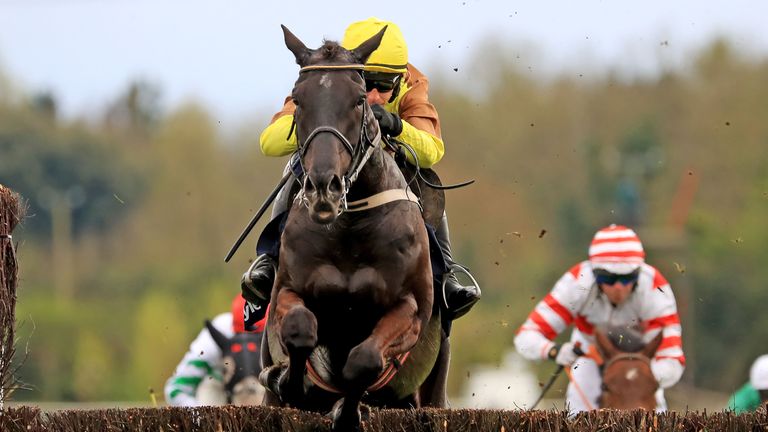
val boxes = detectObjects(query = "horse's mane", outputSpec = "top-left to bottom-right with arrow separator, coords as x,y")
602,325 -> 646,353
307,40 -> 356,65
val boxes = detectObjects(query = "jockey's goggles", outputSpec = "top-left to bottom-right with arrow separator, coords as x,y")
593,268 -> 640,286
364,71 -> 401,93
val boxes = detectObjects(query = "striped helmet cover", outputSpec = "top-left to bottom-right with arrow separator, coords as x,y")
588,224 -> 645,274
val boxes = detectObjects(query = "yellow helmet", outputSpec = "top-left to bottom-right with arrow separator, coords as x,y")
341,17 -> 408,74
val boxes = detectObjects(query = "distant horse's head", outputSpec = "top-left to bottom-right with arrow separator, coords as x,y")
281,25 -> 385,224
595,326 -> 663,410
205,321 -> 265,405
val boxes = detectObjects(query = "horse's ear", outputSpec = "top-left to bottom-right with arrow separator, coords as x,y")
595,329 -> 619,359
205,319 -> 229,351
281,24 -> 312,67
642,331 -> 664,358
350,26 -> 387,65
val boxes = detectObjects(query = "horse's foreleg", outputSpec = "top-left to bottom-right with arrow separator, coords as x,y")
274,288 -> 317,407
332,296 -> 421,431
330,393 -> 365,432
343,295 -> 421,386
418,329 -> 450,407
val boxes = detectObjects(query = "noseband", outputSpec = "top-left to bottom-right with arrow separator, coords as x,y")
293,64 -> 382,213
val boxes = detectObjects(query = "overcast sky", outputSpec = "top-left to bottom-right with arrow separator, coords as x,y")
1,0 -> 766,123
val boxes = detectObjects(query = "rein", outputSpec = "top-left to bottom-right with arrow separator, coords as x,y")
564,366 -> 596,411
386,137 -> 475,190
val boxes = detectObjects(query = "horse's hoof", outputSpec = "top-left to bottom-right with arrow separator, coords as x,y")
277,367 -> 308,407
330,398 -> 362,432
360,403 -> 372,422
259,365 -> 284,396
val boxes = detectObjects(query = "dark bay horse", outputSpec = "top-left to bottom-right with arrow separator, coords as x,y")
594,327 -> 663,410
205,321 -> 265,405
258,26 -> 448,431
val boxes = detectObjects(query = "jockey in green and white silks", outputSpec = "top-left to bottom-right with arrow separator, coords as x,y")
164,295 -> 265,406
728,354 -> 768,413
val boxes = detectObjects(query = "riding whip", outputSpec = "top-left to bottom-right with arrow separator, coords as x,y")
224,171 -> 293,262
530,365 -> 564,410
529,344 -> 584,410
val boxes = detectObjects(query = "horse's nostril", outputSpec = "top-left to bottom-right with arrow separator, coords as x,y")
328,175 -> 343,194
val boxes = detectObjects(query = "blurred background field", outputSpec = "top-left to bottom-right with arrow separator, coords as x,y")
1,0 -> 767,411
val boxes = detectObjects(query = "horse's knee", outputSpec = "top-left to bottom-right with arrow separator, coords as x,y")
281,307 -> 318,355
343,342 -> 383,385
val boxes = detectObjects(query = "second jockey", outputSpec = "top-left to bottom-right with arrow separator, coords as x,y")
514,224 -> 685,411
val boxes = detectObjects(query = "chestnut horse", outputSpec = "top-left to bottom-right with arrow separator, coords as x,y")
594,327 -> 663,410
258,26 -> 448,431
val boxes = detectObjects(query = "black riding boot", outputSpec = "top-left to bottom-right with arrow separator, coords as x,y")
241,254 -> 277,303
436,212 -> 481,320
240,164 -> 295,305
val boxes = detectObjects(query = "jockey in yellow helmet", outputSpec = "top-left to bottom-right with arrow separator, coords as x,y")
242,18 -> 480,324
260,17 -> 444,168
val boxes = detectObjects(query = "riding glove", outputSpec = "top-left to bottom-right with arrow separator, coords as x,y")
650,357 -> 685,388
371,104 -> 403,137
550,342 -> 580,366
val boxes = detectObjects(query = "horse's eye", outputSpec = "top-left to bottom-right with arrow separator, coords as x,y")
356,98 -> 365,107
292,98 -> 299,106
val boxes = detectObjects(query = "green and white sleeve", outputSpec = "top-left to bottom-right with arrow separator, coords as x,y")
163,313 -> 233,406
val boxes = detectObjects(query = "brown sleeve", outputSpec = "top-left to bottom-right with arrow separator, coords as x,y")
270,96 -> 296,124
398,64 -> 442,139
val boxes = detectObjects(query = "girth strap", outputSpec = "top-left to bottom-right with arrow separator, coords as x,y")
345,188 -> 420,212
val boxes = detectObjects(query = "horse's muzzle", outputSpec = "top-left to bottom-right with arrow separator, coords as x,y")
303,174 -> 344,224
311,200 -> 339,224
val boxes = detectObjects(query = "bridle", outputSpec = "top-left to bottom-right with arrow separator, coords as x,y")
292,63 -> 382,214
223,338 -> 262,404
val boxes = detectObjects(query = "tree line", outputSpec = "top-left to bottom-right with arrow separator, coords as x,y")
1,38 -> 766,402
